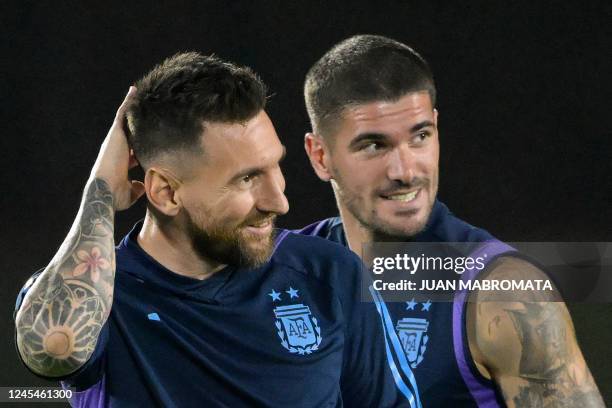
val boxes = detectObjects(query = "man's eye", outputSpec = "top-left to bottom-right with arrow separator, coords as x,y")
240,174 -> 255,185
362,142 -> 383,153
414,131 -> 430,143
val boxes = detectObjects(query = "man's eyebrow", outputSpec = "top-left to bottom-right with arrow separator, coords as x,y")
349,132 -> 388,149
410,120 -> 435,133
231,145 -> 286,181
349,121 -> 436,149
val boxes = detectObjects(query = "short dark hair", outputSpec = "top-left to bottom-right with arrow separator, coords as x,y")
127,52 -> 267,168
304,35 -> 436,138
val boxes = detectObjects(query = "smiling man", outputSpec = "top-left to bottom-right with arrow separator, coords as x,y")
14,52 -> 408,407
299,35 -> 605,407
318,90 -> 438,246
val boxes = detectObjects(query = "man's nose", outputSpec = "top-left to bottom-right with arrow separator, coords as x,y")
257,169 -> 289,215
386,145 -> 415,184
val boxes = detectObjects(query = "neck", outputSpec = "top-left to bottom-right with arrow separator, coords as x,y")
137,212 -> 226,280
335,204 -> 372,260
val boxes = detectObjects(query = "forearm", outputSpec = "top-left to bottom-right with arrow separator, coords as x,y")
15,177 -> 116,377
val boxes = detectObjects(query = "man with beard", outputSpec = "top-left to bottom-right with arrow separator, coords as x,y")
14,52 -> 408,407
299,35 -> 604,407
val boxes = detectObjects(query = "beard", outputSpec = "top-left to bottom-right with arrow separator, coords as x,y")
344,194 -> 427,240
183,208 -> 276,268
333,171 -> 434,241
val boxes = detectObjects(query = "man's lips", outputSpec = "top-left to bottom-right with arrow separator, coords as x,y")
248,219 -> 273,227
380,188 -> 421,203
243,216 -> 275,235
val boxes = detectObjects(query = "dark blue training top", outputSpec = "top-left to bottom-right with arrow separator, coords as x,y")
298,200 -> 516,408
15,222 -> 410,408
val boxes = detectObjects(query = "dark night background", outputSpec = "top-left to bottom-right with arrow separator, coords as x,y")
1,1 -> 611,405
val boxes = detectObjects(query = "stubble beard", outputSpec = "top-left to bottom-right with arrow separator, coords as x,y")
345,195 -> 430,241
333,172 -> 434,242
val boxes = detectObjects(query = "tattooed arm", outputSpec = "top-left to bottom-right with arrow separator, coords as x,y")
14,87 -> 144,378
466,256 -> 605,407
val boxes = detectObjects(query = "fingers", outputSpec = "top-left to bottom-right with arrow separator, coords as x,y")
129,180 -> 146,206
128,149 -> 140,169
114,86 -> 137,123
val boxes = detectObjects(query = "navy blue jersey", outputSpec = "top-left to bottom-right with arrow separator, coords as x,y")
298,201 -> 516,408
15,222 -> 410,408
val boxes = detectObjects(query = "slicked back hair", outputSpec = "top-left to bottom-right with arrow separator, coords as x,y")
127,52 -> 267,169
304,35 -> 436,139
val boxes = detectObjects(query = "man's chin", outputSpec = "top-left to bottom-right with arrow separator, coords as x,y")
236,232 -> 275,267
238,247 -> 273,268
370,213 -> 429,240
188,228 -> 275,269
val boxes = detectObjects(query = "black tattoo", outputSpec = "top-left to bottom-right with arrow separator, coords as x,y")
15,178 -> 115,377
487,315 -> 502,335
472,257 -> 604,407
506,303 -> 605,407
506,303 -> 567,381
514,385 -> 604,408
17,276 -> 106,375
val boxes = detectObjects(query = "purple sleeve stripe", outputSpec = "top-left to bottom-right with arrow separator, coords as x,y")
273,229 -> 291,253
452,240 -> 515,408
62,375 -> 107,408
308,220 -> 328,237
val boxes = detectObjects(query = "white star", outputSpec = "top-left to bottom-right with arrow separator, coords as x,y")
406,298 -> 417,310
422,300 -> 432,311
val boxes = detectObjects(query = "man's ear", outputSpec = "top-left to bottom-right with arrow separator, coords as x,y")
304,132 -> 333,182
144,168 -> 182,216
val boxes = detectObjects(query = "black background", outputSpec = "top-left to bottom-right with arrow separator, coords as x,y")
1,1 -> 611,405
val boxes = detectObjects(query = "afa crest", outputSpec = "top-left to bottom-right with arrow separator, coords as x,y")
396,318 -> 429,368
274,304 -> 322,355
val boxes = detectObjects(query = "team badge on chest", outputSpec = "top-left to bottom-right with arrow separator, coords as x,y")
268,287 -> 322,355
397,298 -> 431,368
